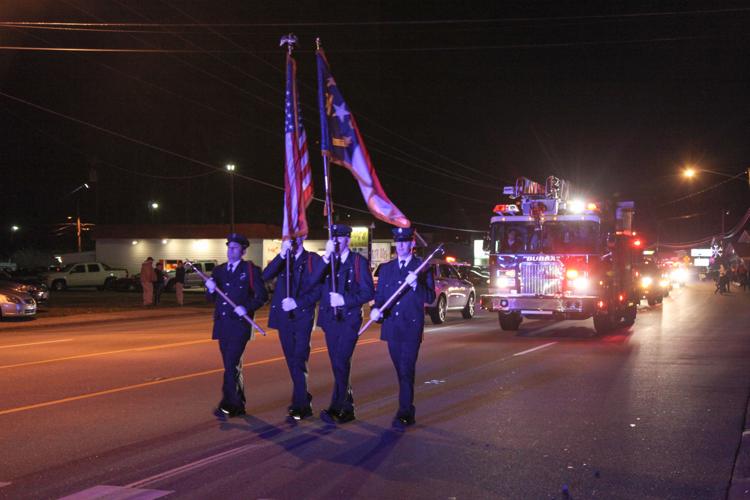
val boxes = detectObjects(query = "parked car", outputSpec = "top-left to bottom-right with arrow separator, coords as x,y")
165,260 -> 217,291
0,269 -> 49,303
44,262 -> 129,291
113,274 -> 143,292
453,263 -> 490,297
373,259 -> 476,325
427,260 -> 476,324
0,287 -> 36,320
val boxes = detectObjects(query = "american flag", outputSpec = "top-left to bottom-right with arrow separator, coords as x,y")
283,53 -> 313,239
316,48 -> 410,228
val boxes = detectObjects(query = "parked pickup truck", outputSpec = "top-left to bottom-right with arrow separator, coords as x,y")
44,262 -> 129,291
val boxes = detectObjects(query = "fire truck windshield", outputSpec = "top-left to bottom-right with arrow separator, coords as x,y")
490,220 -> 600,255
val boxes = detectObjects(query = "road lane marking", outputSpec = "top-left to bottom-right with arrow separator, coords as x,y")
125,443 -> 268,488
512,342 -> 557,357
0,338 -> 379,417
0,338 -> 73,349
59,485 -> 172,499
0,339 -> 212,370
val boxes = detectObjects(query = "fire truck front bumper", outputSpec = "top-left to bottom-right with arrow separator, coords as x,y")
480,294 -> 597,319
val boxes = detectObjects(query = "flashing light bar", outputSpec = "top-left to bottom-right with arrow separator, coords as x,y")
493,204 -> 520,215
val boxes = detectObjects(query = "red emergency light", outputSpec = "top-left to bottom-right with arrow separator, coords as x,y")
632,238 -> 642,247
493,204 -> 519,215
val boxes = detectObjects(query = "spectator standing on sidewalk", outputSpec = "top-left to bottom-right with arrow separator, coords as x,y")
154,262 -> 166,305
175,260 -> 186,305
140,257 -> 156,306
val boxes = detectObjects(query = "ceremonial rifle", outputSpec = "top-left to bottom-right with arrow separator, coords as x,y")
357,243 -> 444,336
184,259 -> 267,338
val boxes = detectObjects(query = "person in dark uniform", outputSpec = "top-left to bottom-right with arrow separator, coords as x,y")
206,233 -> 268,418
262,236 -> 323,420
370,227 -> 436,427
312,224 -> 375,423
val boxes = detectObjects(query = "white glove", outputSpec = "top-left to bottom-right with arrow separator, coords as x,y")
370,307 -> 382,322
234,305 -> 247,317
205,278 -> 217,293
281,297 -> 298,312
329,292 -> 345,307
323,240 -> 336,262
405,271 -> 418,290
280,239 -> 292,258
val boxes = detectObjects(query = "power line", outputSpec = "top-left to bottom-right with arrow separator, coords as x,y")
659,171 -> 748,207
0,88 -> 487,233
3,8 -> 749,28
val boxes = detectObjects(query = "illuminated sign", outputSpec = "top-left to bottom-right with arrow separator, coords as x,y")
693,258 -> 710,267
350,226 -> 369,248
690,248 -> 712,257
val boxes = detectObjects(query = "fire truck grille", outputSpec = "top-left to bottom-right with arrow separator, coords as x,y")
520,261 -> 563,295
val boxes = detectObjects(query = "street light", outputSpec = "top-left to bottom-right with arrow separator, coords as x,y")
148,201 -> 160,223
226,163 -> 236,233
11,225 -> 19,232
682,165 -> 747,181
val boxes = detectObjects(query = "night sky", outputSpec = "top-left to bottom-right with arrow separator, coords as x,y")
1,1 -> 749,255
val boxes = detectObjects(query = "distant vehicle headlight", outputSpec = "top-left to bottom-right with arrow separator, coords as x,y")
671,268 -> 688,282
641,276 -> 653,287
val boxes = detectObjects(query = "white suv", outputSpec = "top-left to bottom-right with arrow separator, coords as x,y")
45,262 -> 129,291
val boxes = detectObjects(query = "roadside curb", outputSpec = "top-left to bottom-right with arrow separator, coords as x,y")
729,392 -> 750,499
0,307 -> 211,333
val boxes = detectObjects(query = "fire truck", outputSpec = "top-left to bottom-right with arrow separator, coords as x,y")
479,176 -> 640,334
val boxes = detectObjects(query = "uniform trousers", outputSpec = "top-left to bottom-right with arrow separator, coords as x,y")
323,318 -> 361,413
175,283 -> 184,305
218,332 -> 250,409
387,340 -> 421,418
278,318 -> 314,409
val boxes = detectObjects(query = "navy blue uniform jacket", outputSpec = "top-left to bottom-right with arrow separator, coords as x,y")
262,250 -> 323,330
312,252 -> 375,329
373,257 -> 436,343
208,260 -> 267,340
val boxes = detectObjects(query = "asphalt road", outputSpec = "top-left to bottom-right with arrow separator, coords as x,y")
0,282 -> 748,499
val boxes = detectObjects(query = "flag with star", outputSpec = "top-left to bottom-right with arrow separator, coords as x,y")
283,52 -> 313,239
316,48 -> 410,228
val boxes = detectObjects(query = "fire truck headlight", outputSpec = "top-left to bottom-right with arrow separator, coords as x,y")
659,279 -> 670,288
641,276 -> 653,287
566,269 -> 579,279
498,276 -> 514,288
572,277 -> 589,291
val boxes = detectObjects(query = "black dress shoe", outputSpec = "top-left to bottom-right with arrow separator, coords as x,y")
335,410 -> 356,423
216,405 -> 246,418
320,408 -> 337,424
288,405 -> 314,420
395,413 -> 415,426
